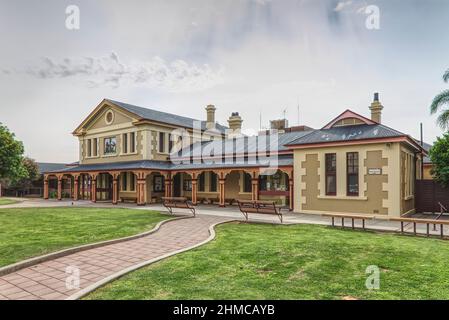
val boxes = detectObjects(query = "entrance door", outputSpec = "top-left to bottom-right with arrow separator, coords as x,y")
96,174 -> 113,201
173,174 -> 181,197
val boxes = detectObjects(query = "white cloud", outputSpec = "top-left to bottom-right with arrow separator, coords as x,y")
15,52 -> 225,93
334,1 -> 353,12
252,0 -> 272,6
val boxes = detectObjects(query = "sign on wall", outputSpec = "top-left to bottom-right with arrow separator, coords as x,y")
368,168 -> 382,175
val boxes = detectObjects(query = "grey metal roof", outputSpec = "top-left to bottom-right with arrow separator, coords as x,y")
37,163 -> 68,174
413,140 -> 432,163
176,130 -> 313,158
44,155 -> 293,174
172,155 -> 293,170
46,160 -> 171,173
106,99 -> 228,133
287,124 -> 406,146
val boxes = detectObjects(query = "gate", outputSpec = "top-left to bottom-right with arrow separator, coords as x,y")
415,180 -> 449,213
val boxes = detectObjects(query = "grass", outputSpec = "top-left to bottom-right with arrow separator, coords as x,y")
87,222 -> 449,300
0,207 -> 168,267
0,198 -> 19,205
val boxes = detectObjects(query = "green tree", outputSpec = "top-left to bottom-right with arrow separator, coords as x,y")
429,132 -> 449,186
430,69 -> 449,130
8,157 -> 39,189
0,123 -> 27,182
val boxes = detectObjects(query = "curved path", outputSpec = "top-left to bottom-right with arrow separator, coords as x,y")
0,215 -> 232,300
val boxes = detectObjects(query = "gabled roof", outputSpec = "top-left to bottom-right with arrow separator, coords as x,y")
107,99 -> 228,133
73,99 -> 228,135
322,109 -> 377,129
286,123 -> 423,151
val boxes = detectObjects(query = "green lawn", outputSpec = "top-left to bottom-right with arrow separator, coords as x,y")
0,198 -> 19,205
87,222 -> 449,300
0,207 -> 168,267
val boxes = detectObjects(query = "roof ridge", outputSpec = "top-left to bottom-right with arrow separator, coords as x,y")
105,99 -> 204,123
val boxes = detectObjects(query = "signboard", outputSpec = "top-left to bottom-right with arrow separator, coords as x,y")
368,168 -> 382,175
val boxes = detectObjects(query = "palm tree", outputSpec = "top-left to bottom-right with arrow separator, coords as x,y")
430,69 -> 449,130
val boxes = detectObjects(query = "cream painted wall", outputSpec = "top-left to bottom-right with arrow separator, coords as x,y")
77,103 -> 223,165
293,142 -> 404,217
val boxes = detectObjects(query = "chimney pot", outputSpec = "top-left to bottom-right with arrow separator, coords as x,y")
205,104 -> 216,129
369,92 -> 383,123
227,112 -> 243,138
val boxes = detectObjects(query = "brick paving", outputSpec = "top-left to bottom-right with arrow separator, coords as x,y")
0,215 -> 231,300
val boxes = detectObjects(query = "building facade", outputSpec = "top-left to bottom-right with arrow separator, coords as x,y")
44,94 -> 427,217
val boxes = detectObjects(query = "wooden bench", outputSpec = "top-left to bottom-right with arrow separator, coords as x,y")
120,196 -> 137,203
237,200 -> 283,223
162,197 -> 195,216
390,217 -> 449,238
322,213 -> 373,230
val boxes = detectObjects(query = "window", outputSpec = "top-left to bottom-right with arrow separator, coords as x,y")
92,138 -> 98,156
346,152 -> 359,196
259,172 -> 288,191
183,178 -> 192,191
243,173 -> 252,193
153,175 -> 165,192
403,152 -> 414,198
168,133 -> 173,153
105,110 -> 114,124
210,172 -> 218,192
198,173 -> 205,192
159,132 -> 165,153
325,153 -> 337,196
130,132 -> 136,153
87,139 -> 92,157
130,173 -> 135,191
122,173 -> 127,191
104,137 -> 117,155
122,133 -> 128,154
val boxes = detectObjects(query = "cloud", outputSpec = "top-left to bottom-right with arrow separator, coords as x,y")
334,1 -> 353,12
252,0 -> 272,6
10,52 -> 224,92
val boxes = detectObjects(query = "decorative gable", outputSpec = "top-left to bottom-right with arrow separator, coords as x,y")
322,109 -> 376,129
72,100 -> 141,135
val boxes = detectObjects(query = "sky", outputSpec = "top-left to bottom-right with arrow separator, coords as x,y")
1,0 -> 448,163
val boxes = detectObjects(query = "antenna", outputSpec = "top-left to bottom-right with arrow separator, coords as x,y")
297,104 -> 300,125
259,111 -> 262,131
282,108 -> 287,119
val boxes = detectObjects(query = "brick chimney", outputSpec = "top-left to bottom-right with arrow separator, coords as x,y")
227,112 -> 243,138
205,104 -> 216,129
270,119 -> 289,133
369,92 -> 384,123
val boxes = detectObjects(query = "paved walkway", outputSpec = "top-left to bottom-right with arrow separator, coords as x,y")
0,215 -> 231,300
3,198 -> 448,236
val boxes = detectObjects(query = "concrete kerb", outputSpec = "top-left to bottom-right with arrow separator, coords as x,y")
66,218 -> 235,300
0,215 -> 192,277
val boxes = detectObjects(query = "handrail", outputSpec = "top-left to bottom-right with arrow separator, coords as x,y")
434,202 -> 448,223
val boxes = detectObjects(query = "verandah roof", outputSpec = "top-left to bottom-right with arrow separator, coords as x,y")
44,156 -> 294,174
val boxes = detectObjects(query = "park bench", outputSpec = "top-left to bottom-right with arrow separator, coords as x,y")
162,197 -> 196,216
390,217 -> 449,238
237,200 -> 283,223
322,213 -> 373,230
120,196 -> 137,203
